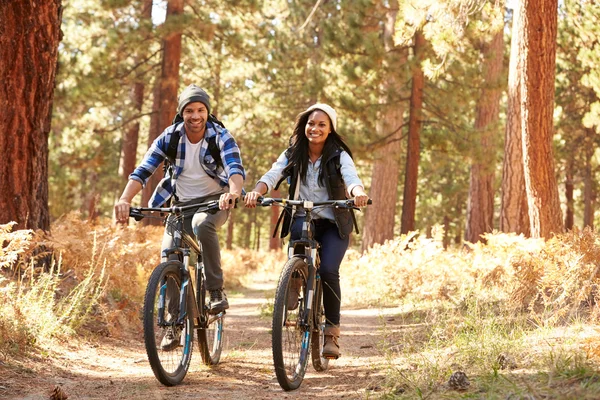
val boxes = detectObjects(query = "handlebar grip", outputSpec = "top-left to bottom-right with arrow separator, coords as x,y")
367,199 -> 373,205
129,208 -> 145,221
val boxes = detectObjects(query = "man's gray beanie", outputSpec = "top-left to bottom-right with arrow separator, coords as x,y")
177,84 -> 211,115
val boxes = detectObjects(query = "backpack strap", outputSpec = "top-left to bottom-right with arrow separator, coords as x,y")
168,113 -> 225,169
206,135 -> 224,170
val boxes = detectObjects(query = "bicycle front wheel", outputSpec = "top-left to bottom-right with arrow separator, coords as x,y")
143,261 -> 193,386
272,256 -> 310,391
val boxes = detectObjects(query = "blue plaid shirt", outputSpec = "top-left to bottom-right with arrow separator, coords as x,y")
130,121 -> 245,207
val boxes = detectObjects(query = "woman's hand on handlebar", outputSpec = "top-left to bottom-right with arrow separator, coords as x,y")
352,187 -> 369,207
114,200 -> 131,224
244,191 -> 262,208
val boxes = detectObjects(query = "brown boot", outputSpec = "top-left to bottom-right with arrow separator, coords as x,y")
322,325 -> 341,359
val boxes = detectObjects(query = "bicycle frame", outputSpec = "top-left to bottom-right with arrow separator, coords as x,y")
130,202 -> 220,330
286,205 -> 321,333
258,198 -> 365,333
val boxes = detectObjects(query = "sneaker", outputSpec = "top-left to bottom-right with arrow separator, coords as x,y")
287,277 -> 303,310
160,327 -> 181,351
209,288 -> 229,314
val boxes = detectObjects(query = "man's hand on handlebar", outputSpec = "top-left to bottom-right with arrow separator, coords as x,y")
114,200 -> 131,224
219,192 -> 239,210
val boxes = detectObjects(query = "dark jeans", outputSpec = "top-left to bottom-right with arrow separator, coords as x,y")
290,217 -> 349,326
162,194 -> 228,317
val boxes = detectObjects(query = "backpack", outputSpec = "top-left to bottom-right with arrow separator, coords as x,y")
161,114 -> 227,205
165,113 -> 225,169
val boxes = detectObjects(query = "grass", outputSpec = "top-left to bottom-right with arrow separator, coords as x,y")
0,224 -> 107,358
336,227 -> 600,399
3,216 -> 600,398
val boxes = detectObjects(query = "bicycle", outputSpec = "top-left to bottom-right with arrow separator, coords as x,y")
129,200 -> 226,386
254,197 -> 371,391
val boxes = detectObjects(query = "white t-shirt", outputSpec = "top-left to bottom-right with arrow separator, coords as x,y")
176,136 -> 224,202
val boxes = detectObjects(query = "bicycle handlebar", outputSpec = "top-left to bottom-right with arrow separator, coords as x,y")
129,199 -> 237,221
249,197 -> 372,210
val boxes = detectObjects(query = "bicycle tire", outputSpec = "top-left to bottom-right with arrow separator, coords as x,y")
197,276 -> 224,365
311,279 -> 329,372
143,261 -> 193,386
272,256 -> 310,391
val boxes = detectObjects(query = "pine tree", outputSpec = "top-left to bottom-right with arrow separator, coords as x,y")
519,0 -> 563,238
465,4 -> 504,244
0,1 -> 63,230
500,4 -> 530,235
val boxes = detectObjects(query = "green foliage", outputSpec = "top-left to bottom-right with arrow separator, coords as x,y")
47,0 -> 600,245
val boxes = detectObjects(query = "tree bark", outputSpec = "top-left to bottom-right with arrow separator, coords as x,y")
564,158 -> 574,230
142,80 -> 162,210
0,1 -> 63,231
142,0 -> 183,218
226,208 -> 234,250
269,189 -> 282,250
583,128 -> 595,229
500,3 -> 530,236
465,28 -> 504,243
141,0 -> 182,226
118,0 -> 153,184
361,0 -> 405,251
400,31 -> 425,235
519,0 -> 563,238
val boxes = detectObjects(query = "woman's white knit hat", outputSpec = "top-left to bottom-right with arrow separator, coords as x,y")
305,103 -> 337,131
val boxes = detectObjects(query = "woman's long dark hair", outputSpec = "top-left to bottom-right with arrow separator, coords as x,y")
286,108 -> 353,186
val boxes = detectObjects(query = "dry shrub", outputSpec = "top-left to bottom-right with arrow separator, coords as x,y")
0,222 -> 35,273
342,228 -> 545,308
29,213 -> 284,336
508,227 -> 600,323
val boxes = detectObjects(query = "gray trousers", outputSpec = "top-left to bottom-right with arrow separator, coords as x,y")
162,194 -> 229,319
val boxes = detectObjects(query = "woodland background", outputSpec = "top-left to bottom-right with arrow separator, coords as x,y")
3,1 -> 600,399
2,0 -> 597,248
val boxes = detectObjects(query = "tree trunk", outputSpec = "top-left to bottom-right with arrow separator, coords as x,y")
564,158 -> 574,230
269,189 -> 282,250
361,0 -> 405,252
519,0 -> 563,239
141,0 -> 182,226
500,3 -> 530,236
583,128 -> 595,229
0,1 -> 63,231
142,0 -> 183,220
226,209 -> 234,250
157,0 -> 183,134
465,28 -> 504,243
142,79 -> 162,210
400,31 -> 425,235
212,57 -> 222,117
118,0 -> 153,184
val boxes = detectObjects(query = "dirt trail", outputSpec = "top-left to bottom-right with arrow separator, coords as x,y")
1,278 -> 397,400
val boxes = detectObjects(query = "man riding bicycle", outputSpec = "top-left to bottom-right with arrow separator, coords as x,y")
114,84 -> 245,349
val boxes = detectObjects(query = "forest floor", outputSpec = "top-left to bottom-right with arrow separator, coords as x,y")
0,277 -> 392,400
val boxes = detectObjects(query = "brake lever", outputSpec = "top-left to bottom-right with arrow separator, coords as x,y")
129,208 -> 145,221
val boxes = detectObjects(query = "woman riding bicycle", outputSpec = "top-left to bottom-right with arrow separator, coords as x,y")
245,103 -> 368,359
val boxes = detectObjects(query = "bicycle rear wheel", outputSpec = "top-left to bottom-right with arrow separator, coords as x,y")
143,261 -> 193,386
311,279 -> 329,372
198,281 -> 224,365
272,256 -> 310,391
